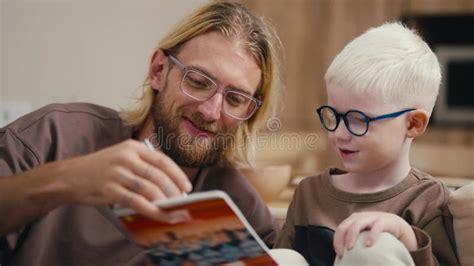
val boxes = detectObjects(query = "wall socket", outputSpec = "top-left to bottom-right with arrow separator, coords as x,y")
0,102 -> 32,127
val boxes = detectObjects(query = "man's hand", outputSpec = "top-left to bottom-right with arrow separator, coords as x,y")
333,212 -> 417,258
0,139 -> 192,235
61,139 -> 192,219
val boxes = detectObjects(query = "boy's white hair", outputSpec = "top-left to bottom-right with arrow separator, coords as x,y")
325,22 -> 441,114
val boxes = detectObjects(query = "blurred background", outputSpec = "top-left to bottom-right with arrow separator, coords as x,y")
2,0 -> 473,180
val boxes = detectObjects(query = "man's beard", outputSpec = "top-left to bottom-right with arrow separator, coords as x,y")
150,93 -> 236,168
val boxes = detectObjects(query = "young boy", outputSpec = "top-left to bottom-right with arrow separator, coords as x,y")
274,23 -> 459,266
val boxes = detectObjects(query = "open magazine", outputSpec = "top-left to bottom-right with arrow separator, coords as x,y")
114,190 -> 278,266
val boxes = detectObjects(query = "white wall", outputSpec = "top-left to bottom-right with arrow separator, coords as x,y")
1,0 -> 206,125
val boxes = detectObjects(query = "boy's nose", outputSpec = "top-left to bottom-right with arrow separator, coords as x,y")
332,121 -> 352,140
197,93 -> 223,122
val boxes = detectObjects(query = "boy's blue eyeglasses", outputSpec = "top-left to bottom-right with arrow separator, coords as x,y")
316,105 -> 416,137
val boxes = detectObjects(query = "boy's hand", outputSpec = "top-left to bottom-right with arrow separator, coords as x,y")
333,211 -> 417,257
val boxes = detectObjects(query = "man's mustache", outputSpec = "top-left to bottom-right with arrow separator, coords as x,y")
186,114 -> 225,134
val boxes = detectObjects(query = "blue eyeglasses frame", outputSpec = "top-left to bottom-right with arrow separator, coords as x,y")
316,105 -> 416,136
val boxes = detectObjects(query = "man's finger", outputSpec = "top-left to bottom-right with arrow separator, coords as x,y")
139,147 -> 192,193
114,185 -> 163,220
130,159 -> 183,197
115,167 -> 167,202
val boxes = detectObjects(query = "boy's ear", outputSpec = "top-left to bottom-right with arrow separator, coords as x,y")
406,109 -> 429,138
148,49 -> 169,92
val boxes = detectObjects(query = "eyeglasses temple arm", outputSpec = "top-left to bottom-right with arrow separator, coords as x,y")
369,108 -> 416,121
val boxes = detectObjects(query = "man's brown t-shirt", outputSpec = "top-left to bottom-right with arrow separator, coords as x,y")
0,103 -> 276,265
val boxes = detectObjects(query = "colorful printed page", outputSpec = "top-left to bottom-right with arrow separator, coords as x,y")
115,190 -> 277,266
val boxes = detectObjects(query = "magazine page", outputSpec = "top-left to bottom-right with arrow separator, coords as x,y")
115,190 -> 277,266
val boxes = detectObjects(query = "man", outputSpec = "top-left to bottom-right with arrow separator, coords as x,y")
0,1 -> 283,264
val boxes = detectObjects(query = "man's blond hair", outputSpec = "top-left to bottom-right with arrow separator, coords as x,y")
120,0 -> 283,166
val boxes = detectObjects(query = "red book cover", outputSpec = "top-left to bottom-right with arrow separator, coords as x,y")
115,190 -> 277,266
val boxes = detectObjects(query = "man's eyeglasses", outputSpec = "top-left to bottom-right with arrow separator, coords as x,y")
168,55 -> 262,121
316,105 -> 415,137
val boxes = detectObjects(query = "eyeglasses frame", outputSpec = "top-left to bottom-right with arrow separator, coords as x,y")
167,54 -> 263,121
316,105 -> 416,136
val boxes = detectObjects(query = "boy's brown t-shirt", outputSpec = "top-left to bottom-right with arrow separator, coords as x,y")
275,168 -> 459,266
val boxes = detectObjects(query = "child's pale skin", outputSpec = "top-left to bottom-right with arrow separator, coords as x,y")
333,211 -> 418,257
331,107 -> 428,258
326,83 -> 431,258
